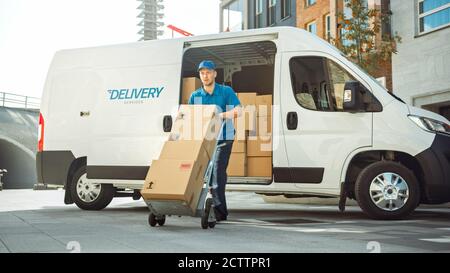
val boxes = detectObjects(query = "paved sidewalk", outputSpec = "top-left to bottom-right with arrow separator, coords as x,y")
0,189 -> 449,253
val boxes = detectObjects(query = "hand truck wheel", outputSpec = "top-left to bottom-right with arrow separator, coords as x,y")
149,213 -> 157,227
157,215 -> 166,226
201,198 -> 214,229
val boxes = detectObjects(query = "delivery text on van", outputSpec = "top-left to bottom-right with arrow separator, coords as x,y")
107,87 -> 164,100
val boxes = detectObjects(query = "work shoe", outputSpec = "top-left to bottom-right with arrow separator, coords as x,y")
214,208 -> 227,222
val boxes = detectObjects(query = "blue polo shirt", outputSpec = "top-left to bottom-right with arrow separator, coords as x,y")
188,83 -> 241,141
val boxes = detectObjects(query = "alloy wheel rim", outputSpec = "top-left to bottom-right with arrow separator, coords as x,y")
369,172 -> 409,211
76,173 -> 101,203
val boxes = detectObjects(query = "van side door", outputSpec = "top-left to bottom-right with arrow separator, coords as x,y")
280,51 -> 375,192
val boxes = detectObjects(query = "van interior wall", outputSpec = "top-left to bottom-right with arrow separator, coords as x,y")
182,69 -> 225,85
232,65 -> 274,95
181,41 -> 276,96
182,65 -> 274,95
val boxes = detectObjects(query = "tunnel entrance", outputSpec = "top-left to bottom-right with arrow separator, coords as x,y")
0,138 -> 37,189
0,106 -> 39,189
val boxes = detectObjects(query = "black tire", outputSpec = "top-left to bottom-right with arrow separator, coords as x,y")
149,213 -> 157,227
208,221 -> 216,228
201,198 -> 213,229
70,166 -> 115,210
355,161 -> 420,220
157,215 -> 166,226
201,214 -> 209,229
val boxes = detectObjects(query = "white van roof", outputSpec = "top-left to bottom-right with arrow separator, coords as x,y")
182,26 -> 336,53
52,26 -> 339,66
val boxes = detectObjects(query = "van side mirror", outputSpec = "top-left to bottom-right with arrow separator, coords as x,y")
343,81 -> 365,112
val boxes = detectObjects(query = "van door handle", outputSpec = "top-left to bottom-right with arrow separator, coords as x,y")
80,111 -> 90,117
163,115 -> 172,132
286,112 -> 298,130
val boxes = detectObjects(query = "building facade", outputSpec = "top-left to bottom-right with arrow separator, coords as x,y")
296,0 -> 393,90
297,0 -> 333,40
391,0 -> 450,120
220,0 -> 297,32
137,0 -> 165,41
248,0 -> 297,29
221,1 -> 394,90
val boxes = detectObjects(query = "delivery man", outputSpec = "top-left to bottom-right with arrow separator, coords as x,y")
188,60 -> 241,221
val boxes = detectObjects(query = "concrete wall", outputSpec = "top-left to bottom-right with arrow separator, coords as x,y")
391,1 -> 450,108
0,107 -> 39,189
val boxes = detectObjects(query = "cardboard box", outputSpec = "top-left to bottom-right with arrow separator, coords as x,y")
176,104 -> 218,120
247,156 -> 272,177
234,123 -> 248,141
256,95 -> 272,116
247,136 -> 272,157
237,92 -> 257,106
256,115 -> 272,136
181,77 -> 202,104
256,94 -> 272,106
234,106 -> 257,139
231,140 -> 246,153
169,105 -> 222,142
141,104 -> 223,213
227,153 -> 247,176
159,140 -> 215,161
141,152 -> 209,213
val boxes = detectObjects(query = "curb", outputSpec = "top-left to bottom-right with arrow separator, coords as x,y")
261,195 -> 450,208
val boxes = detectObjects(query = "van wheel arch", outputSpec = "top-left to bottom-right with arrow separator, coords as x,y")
70,165 -> 115,210
64,157 -> 87,204
343,151 -> 425,203
355,161 -> 420,220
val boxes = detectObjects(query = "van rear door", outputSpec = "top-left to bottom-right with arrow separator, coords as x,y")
86,40 -> 184,181
280,51 -> 373,191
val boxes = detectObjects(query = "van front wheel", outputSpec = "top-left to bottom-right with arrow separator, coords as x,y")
355,161 -> 420,220
70,166 -> 115,210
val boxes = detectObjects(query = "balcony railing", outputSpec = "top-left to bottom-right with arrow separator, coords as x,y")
0,92 -> 40,109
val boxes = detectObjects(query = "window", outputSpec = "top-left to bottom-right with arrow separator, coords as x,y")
281,0 -> 291,19
290,57 -> 365,112
255,0 -> 264,28
418,0 -> 450,34
307,21 -> 317,35
325,14 -> 331,40
306,0 -> 316,7
268,0 -> 277,26
340,0 -> 353,45
381,0 -> 392,36
223,0 -> 244,32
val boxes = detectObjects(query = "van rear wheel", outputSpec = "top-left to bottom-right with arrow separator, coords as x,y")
70,166 -> 115,210
355,161 -> 420,220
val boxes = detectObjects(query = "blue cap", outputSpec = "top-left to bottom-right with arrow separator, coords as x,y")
197,60 -> 216,71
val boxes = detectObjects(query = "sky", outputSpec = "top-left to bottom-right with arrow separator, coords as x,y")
0,0 -> 220,98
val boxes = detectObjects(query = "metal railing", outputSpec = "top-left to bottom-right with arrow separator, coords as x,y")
0,92 -> 41,109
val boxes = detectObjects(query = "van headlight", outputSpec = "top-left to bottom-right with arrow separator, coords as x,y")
408,115 -> 450,134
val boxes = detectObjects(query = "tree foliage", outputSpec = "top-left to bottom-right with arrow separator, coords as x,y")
332,0 -> 401,75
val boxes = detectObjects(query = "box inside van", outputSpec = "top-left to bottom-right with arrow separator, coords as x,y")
180,41 -> 277,184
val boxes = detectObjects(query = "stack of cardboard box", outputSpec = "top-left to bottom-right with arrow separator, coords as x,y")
181,77 -> 202,104
227,93 -> 272,177
226,93 -> 256,176
141,105 -> 221,213
247,95 -> 272,177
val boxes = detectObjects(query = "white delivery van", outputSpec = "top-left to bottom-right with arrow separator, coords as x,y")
36,27 -> 450,220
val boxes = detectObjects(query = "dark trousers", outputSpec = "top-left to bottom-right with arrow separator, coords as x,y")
212,140 -> 234,217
